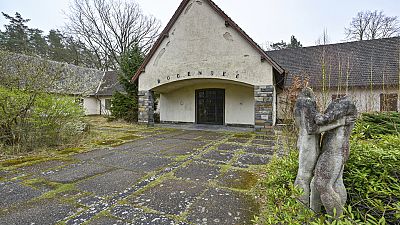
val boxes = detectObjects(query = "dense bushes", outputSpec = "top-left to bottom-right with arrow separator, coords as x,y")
354,112 -> 400,139
254,113 -> 400,224
346,135 -> 400,224
0,87 -> 85,154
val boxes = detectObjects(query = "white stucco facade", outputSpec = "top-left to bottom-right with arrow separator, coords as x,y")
159,80 -> 254,125
139,1 -> 273,91
83,97 -> 112,116
137,0 -> 279,127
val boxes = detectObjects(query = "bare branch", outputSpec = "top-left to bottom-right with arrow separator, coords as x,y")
64,0 -> 161,70
345,10 -> 400,41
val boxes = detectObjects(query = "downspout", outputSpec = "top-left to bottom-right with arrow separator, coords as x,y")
95,72 -> 106,115
96,95 -> 102,115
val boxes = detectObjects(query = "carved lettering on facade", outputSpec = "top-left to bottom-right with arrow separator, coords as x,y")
158,70 -> 245,85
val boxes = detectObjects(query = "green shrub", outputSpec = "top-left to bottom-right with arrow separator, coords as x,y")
110,91 -> 138,123
0,87 -> 85,153
345,135 -> 400,224
253,150 -> 316,225
354,112 -> 400,139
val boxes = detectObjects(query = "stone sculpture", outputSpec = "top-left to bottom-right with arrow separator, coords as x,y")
294,88 -> 357,217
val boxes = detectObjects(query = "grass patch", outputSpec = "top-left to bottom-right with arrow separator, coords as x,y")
58,147 -> 85,155
118,135 -> 141,141
233,133 -> 254,139
1,155 -> 51,167
23,178 -> 61,190
173,154 -> 191,162
219,170 -> 258,190
39,183 -> 77,199
95,139 -> 123,146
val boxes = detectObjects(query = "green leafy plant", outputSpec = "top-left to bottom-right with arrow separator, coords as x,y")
0,87 -> 85,154
354,112 -> 400,139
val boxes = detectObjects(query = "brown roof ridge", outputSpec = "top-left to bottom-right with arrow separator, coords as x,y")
131,0 -> 284,82
266,36 -> 400,53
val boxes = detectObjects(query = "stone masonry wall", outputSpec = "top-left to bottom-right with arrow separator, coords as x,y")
138,91 -> 154,126
254,85 -> 274,130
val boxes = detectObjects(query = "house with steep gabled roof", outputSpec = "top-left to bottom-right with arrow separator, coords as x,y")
0,51 -> 123,116
133,0 -> 284,129
132,0 -> 400,128
268,37 -> 400,121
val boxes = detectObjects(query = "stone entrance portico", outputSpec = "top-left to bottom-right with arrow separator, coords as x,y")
139,81 -> 275,131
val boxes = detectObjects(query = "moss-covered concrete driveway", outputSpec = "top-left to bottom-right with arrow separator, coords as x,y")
0,123 -> 276,225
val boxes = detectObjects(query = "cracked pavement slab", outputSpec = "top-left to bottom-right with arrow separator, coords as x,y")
76,169 -> 145,197
174,161 -> 221,182
41,161 -> 113,183
187,188 -> 259,225
131,179 -> 205,215
0,181 -> 44,208
0,127 -> 276,225
0,199 -> 75,225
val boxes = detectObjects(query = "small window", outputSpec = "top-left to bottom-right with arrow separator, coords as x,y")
332,94 -> 346,101
380,94 -> 398,112
105,99 -> 112,110
75,98 -> 84,106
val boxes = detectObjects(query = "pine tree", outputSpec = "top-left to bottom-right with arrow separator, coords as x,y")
1,12 -> 31,53
47,29 -> 66,62
110,45 -> 144,122
28,28 -> 47,57
288,35 -> 302,48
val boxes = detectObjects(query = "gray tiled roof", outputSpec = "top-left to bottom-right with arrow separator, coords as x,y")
0,51 -> 104,95
267,37 -> 400,88
95,71 -> 124,96
0,51 -> 124,97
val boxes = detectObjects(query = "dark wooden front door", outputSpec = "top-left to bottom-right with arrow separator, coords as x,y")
196,89 -> 225,125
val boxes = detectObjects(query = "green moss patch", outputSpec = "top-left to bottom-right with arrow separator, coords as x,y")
39,183 -> 77,199
58,147 -> 85,155
1,155 -> 49,167
118,135 -> 141,141
95,139 -> 123,146
23,178 -> 61,190
233,133 -> 254,139
218,170 -> 258,190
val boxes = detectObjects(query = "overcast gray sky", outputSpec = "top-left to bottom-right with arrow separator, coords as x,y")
0,0 -> 399,47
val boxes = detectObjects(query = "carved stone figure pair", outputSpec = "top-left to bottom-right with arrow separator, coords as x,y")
294,88 -> 357,217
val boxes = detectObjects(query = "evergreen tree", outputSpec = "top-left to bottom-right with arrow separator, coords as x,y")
47,29 -> 66,62
0,12 -> 98,68
1,12 -> 31,53
110,45 -> 144,122
270,35 -> 302,50
28,28 -> 47,57
288,35 -> 302,48
270,40 -> 288,50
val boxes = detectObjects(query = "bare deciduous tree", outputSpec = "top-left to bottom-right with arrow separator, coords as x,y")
64,0 -> 161,70
345,10 -> 400,41
316,28 -> 330,46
